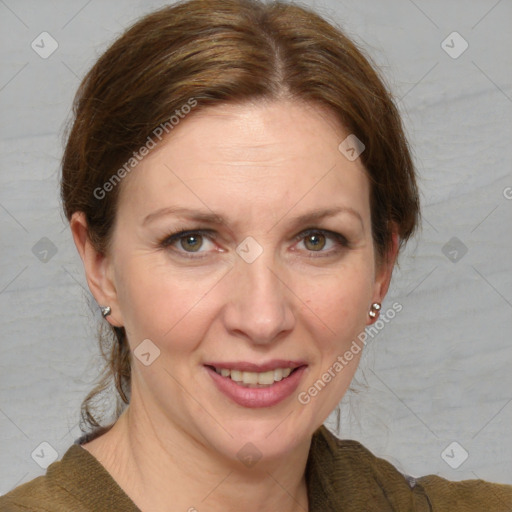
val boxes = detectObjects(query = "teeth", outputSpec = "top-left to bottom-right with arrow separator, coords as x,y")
230,370 -> 243,382
258,370 -> 275,385
213,367 -> 296,386
244,371 -> 259,385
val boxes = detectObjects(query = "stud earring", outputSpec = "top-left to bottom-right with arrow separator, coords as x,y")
368,302 -> 381,319
100,306 -> 112,318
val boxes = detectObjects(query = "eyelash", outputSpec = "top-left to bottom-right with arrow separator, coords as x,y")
159,227 -> 349,259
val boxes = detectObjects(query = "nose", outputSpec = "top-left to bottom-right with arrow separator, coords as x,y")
221,253 -> 296,345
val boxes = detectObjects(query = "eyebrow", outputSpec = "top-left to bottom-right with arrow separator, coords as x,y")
283,206 -> 364,231
142,205 -> 364,230
143,206 -> 224,226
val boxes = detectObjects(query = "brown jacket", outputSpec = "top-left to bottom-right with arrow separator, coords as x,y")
1,425 -> 511,511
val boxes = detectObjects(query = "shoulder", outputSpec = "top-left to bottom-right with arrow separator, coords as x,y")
308,425 -> 512,511
307,426 -> 431,510
0,445 -> 91,512
0,442 -> 139,512
417,473 -> 512,511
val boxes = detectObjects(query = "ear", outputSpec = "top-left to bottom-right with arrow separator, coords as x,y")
70,212 -> 123,327
367,226 -> 400,325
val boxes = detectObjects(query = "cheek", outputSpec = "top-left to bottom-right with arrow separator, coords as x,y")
297,264 -> 374,337
295,274 -> 370,415
114,244 -> 375,356
295,263 -> 373,402
114,256 -> 224,348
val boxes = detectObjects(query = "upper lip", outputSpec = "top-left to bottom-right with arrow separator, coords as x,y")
204,360 -> 307,372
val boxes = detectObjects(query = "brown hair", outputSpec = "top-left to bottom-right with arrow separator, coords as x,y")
61,0 -> 420,432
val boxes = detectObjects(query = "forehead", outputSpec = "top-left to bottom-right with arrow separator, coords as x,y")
117,99 -> 371,224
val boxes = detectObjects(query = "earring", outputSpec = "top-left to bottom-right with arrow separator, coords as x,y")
100,306 -> 111,318
368,302 -> 381,319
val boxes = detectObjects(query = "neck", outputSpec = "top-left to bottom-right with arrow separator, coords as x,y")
82,404 -> 311,512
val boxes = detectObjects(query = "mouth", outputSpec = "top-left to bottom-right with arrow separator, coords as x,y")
205,365 -> 302,388
204,361 -> 308,408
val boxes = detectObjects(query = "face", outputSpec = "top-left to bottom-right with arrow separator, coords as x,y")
85,99 -> 394,464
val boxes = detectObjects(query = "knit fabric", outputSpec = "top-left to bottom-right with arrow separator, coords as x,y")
1,425 -> 511,511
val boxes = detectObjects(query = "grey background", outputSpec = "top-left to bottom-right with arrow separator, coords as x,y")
1,0 -> 511,496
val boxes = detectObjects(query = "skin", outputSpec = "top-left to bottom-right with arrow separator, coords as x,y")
71,99 -> 398,512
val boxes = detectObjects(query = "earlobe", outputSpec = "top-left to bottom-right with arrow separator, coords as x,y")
367,228 -> 400,325
70,212 -> 123,327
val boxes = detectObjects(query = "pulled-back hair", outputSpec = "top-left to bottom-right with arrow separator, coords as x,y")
61,0 -> 420,432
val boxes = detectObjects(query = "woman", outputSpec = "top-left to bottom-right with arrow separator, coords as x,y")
1,0 -> 510,510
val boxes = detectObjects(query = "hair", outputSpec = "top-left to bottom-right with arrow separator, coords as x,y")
60,0 -> 420,432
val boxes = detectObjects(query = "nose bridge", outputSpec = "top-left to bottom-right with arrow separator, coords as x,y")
225,249 -> 294,343
245,255 -> 281,306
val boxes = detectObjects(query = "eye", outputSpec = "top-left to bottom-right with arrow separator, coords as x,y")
295,229 -> 348,255
159,229 -> 217,256
159,227 -> 348,259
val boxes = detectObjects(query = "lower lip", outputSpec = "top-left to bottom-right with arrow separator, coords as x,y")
205,366 -> 307,408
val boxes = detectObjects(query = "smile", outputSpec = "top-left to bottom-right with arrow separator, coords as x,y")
212,367 -> 294,387
204,361 -> 308,408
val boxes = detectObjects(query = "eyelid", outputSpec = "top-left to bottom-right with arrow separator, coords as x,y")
293,228 -> 349,248
295,228 -> 350,258
159,227 -> 349,257
159,228 -> 219,259
159,228 -> 217,247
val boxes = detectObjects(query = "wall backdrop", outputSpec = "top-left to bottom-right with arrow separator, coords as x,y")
1,0 -> 511,494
